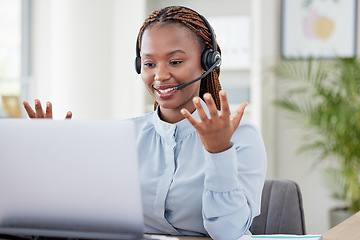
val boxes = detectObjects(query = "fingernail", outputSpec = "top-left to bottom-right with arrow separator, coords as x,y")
220,91 -> 226,96
181,109 -> 186,115
46,102 -> 50,108
204,94 -> 211,100
193,97 -> 200,104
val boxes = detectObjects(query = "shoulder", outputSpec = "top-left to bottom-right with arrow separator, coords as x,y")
129,111 -> 156,134
232,119 -> 267,170
131,111 -> 154,123
236,119 -> 262,136
232,119 -> 266,151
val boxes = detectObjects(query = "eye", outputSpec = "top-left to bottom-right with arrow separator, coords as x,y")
144,62 -> 155,68
170,60 -> 183,66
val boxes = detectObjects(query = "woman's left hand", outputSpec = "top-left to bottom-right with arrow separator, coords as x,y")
181,90 -> 247,153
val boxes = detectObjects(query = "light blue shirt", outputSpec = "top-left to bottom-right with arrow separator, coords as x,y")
131,101 -> 267,240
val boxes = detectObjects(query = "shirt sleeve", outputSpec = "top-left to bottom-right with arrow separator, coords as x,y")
202,121 -> 267,240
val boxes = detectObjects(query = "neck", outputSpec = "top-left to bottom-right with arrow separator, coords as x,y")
158,105 -> 196,124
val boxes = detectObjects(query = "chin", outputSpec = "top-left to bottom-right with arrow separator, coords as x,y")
157,102 -> 177,110
156,99 -> 183,111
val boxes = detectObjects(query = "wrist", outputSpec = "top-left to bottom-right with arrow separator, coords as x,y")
205,142 -> 231,154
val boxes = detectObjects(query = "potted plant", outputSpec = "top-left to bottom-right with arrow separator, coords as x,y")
274,57 -> 360,227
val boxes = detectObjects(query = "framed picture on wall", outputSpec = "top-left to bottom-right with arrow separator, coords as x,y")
281,0 -> 357,59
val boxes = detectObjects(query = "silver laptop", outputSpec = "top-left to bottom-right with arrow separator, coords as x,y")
0,119 -> 145,240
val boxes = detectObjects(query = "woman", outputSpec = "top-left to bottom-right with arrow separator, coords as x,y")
23,6 -> 267,240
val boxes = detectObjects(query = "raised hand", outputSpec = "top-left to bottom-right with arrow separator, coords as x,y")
23,99 -> 72,119
181,90 -> 247,153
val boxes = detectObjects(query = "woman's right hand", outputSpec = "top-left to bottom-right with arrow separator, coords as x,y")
23,99 -> 72,119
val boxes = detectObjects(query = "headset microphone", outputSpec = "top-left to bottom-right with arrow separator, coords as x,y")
175,57 -> 221,90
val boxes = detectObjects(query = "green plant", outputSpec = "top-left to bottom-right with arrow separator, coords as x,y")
275,57 -> 360,212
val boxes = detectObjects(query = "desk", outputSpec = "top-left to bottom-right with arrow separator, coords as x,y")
168,210 -> 360,240
322,210 -> 360,240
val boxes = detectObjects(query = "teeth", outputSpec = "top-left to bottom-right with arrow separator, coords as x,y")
158,87 -> 176,93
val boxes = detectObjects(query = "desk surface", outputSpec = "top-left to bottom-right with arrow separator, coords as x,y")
169,210 -> 360,240
322,210 -> 360,240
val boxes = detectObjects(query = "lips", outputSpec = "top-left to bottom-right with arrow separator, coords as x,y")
154,85 -> 178,98
158,87 -> 176,93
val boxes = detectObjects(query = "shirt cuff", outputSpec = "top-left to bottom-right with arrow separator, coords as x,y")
204,142 -> 240,192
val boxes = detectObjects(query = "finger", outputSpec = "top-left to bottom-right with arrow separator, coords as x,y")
231,102 -> 248,128
203,93 -> 219,120
65,111 -> 72,119
23,101 -> 36,118
193,97 -> 208,123
45,102 -> 53,118
34,99 -> 45,118
181,108 -> 199,127
219,90 -> 231,118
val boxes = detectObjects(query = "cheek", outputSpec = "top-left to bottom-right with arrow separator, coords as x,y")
190,62 -> 204,78
141,72 -> 153,87
176,65 -> 203,82
141,75 -> 156,96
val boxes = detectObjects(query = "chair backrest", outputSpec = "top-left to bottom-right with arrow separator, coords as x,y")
250,179 -> 306,235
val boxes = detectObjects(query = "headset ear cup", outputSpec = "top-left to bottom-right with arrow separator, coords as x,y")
211,51 -> 221,69
201,49 -> 221,71
135,57 -> 141,74
201,49 -> 211,71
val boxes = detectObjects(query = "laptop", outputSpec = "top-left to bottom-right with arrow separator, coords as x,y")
0,119 -> 147,240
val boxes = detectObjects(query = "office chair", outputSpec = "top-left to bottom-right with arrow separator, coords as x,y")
250,179 -> 306,235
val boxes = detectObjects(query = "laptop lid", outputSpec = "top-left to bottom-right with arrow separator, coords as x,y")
0,119 -> 143,239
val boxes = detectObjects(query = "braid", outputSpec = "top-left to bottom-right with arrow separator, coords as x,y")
137,6 -> 222,110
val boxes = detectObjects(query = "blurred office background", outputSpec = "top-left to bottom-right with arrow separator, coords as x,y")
0,0 -> 359,235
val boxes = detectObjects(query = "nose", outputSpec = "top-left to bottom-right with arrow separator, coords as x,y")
154,64 -> 171,82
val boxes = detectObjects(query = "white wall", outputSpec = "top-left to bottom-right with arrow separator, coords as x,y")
31,0 -> 145,119
111,0 -> 146,119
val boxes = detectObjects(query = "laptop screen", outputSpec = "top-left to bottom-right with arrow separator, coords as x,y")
0,119 -> 144,240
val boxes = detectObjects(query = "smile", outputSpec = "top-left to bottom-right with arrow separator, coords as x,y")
154,86 -> 178,99
158,87 -> 176,93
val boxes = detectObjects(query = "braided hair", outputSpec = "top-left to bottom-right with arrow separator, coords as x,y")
137,6 -> 222,110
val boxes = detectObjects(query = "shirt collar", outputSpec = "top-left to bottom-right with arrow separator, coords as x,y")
153,99 -> 210,141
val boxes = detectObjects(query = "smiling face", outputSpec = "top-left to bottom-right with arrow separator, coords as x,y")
140,22 -> 204,122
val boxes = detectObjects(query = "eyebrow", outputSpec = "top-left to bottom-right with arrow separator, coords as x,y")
142,49 -> 186,57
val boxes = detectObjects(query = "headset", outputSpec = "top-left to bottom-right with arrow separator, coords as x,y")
134,12 -> 221,90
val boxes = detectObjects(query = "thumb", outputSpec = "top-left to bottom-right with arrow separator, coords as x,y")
231,102 -> 248,128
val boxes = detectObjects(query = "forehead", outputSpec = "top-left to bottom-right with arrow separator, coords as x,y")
140,23 -> 203,55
